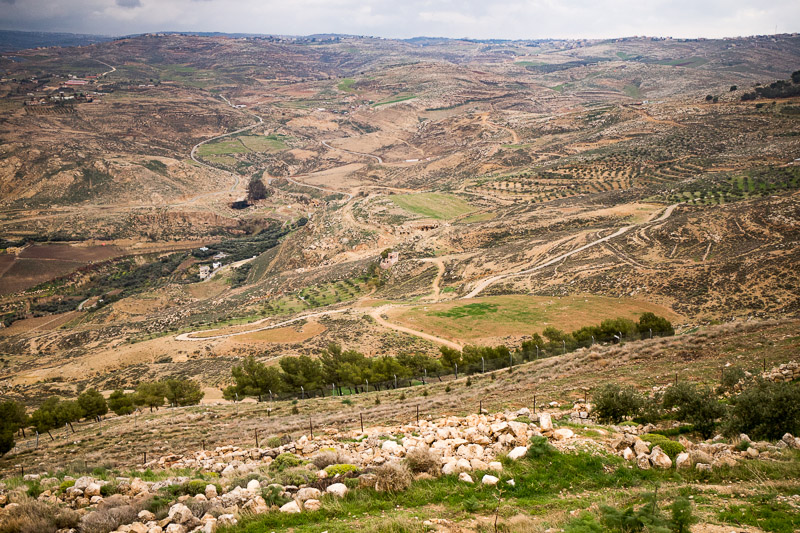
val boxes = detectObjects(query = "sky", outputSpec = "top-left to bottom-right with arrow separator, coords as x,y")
0,0 -> 798,40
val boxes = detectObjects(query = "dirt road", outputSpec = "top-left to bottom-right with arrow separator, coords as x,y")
368,305 -> 463,350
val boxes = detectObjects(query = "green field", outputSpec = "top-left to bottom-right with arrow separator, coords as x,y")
373,94 -> 417,107
198,134 -> 287,158
337,78 -> 356,91
391,294 -> 681,343
389,192 -> 475,220
623,84 -> 641,98
656,57 -> 709,68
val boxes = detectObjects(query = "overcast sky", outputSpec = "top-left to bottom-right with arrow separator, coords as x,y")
0,0 -> 798,40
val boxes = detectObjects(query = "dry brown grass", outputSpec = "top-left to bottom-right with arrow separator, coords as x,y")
373,462 -> 412,493
0,498 -> 79,533
404,446 -> 440,476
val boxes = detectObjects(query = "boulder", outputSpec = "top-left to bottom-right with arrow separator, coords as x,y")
633,439 -> 650,456
138,510 -> 156,522
621,447 -> 635,461
690,450 -> 714,465
217,514 -> 238,526
303,499 -> 322,511
649,446 -> 672,469
675,453 -> 691,470
695,463 -> 712,472
246,479 -> 261,491
130,478 -> 149,495
147,527 -> 164,533
488,461 -> 503,472
127,523 -> 149,533
636,454 -> 651,470
481,475 -> 499,486
507,446 -> 528,460
164,525 -> 187,533
168,503 -> 194,525
458,472 -> 474,483
326,483 -> 347,498
746,447 -> 760,458
553,428 -> 574,440
295,487 -> 321,502
73,476 -> 94,491
280,500 -> 302,513
84,483 -> 102,498
243,496 -> 269,514
538,413 -> 553,432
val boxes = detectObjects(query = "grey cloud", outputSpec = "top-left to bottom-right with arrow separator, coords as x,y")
116,0 -> 141,7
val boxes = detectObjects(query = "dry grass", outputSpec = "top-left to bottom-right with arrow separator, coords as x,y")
405,446 -> 440,476
373,462 -> 413,493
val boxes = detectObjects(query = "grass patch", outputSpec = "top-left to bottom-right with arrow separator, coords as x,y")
338,78 -> 356,91
373,94 -> 416,107
389,192 -> 475,220
430,303 -> 498,319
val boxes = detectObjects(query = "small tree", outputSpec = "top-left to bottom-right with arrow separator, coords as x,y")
725,379 -> 800,440
592,384 -> 645,424
108,389 -> 135,416
30,397 -> 60,439
670,497 -> 698,533
637,312 -> 674,337
662,383 -> 725,439
133,382 -> 167,412
226,356 -> 284,401
77,389 -> 108,420
164,379 -> 204,407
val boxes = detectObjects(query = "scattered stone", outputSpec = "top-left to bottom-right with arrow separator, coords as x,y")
458,472 -> 474,483
481,475 -> 499,486
507,446 -> 528,460
326,483 -> 348,498
280,500 -> 302,513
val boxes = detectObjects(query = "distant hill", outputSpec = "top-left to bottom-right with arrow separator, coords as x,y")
0,30 -> 113,52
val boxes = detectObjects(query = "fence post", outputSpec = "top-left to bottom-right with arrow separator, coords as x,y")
309,419 -> 313,440
255,430 -> 259,448
416,405 -> 419,424
202,439 -> 205,450
674,373 -> 678,386
479,400 -> 482,414
763,358 -> 766,372
35,431 -> 39,449
482,357 -> 485,373
533,394 -> 536,413
454,363 -> 458,380
143,451 -> 147,464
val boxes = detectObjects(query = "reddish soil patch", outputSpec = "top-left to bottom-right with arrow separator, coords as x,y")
19,244 -> 123,262
0,254 -> 14,278
0,258 -> 84,295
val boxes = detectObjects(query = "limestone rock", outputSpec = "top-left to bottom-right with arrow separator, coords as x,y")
636,454 -> 651,470
488,461 -> 503,472
538,413 -> 553,432
280,500 -> 302,513
168,503 -> 194,524
649,446 -> 672,469
622,447 -> 635,461
482,475 -> 499,486
553,428 -> 574,440
218,514 -> 238,526
675,452 -> 691,470
295,487 -> 321,502
507,446 -> 528,460
458,472 -> 474,483
304,499 -> 322,511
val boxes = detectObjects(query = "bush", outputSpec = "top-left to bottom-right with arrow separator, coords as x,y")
725,379 -> 800,440
25,481 -> 43,499
261,484 -> 290,507
79,501 -> 139,533
271,452 -> 306,471
58,479 -> 76,492
662,383 -> 725,439
719,366 -> 747,394
0,499 -> 62,533
273,466 -> 316,486
179,479 -> 220,496
592,384 -> 645,423
640,433 -> 685,459
405,447 -> 439,475
526,436 -> 557,459
324,463 -> 360,476
373,462 -> 412,492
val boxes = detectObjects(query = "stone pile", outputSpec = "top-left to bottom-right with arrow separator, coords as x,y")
762,361 -> 800,383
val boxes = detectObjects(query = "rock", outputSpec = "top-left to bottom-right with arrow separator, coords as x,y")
243,495 -> 269,514
147,527 -> 164,533
131,478 -> 150,495
507,446 -> 528,460
746,447 -> 760,458
538,413 -> 553,432
168,503 -> 194,524
295,487 -> 321,502
695,463 -> 712,472
636,454 -> 651,470
649,446 -> 672,469
73,476 -> 94,491
280,500 -> 302,513
221,465 -> 236,476
138,510 -> 156,522
506,479 -> 516,487
675,453 -> 691,470
84,483 -> 102,497
303,499 -> 322,511
481,475 -> 499,486
128,523 -> 149,533
516,408 -> 531,417
165,525 -> 187,533
204,484 -> 218,500
458,472 -> 474,483
690,450 -> 714,465
739,433 -> 751,443
246,479 -> 261,491
326,483 -> 347,498
488,461 -> 503,472
553,428 -> 574,440
382,440 -> 401,452
218,514 -> 238,526
633,439 -> 650,456
622,447 -> 635,461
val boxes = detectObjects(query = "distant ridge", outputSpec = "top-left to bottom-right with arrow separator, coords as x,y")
0,30 -> 113,52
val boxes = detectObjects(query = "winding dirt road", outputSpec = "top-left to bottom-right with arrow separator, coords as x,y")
321,139 -> 383,164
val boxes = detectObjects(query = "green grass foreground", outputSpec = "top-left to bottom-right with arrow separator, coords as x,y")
219,447 -> 800,533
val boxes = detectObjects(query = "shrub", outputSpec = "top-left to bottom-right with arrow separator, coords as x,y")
373,462 -> 412,492
271,452 -> 306,471
718,366 -> 747,394
312,451 -> 340,469
733,440 -> 751,452
0,499 -> 61,533
58,479 -> 76,492
671,497 -> 698,533
324,463 -> 360,476
662,383 -> 725,439
640,433 -> 685,459
273,466 -> 316,486
180,479 -> 220,496
526,436 -> 557,459
725,379 -> 800,440
592,384 -> 645,423
25,481 -> 43,499
405,447 -> 439,475
261,484 -> 290,507
79,502 -> 139,533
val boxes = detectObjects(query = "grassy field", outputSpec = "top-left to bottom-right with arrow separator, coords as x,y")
389,294 -> 681,344
198,134 -> 287,157
389,192 -> 476,220
373,94 -> 416,107
337,78 -> 356,92
655,57 -> 709,68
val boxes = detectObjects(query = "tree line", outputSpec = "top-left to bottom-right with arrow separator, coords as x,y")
0,379 -> 203,456
224,313 -> 675,401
